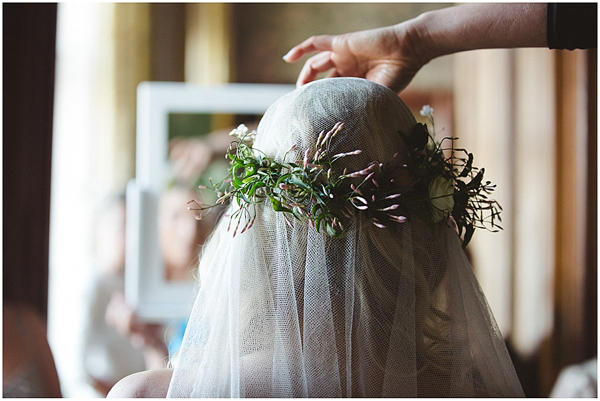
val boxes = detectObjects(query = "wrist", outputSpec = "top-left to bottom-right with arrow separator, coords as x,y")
406,7 -> 461,62
409,4 -> 548,57
396,10 -> 442,68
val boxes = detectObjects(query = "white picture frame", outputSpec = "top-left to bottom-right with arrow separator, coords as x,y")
126,82 -> 294,321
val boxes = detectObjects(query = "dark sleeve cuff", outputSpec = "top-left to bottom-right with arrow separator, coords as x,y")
547,3 -> 597,50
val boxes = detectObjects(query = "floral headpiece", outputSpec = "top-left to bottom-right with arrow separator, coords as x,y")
188,106 -> 502,246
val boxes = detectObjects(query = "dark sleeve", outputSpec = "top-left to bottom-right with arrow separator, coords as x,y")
547,3 -> 597,49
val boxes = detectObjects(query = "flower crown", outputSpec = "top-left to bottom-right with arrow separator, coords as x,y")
188,106 -> 502,246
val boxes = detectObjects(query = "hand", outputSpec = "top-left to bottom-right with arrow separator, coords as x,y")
169,137 -> 213,186
105,293 -> 167,354
283,4 -> 549,94
283,23 -> 427,94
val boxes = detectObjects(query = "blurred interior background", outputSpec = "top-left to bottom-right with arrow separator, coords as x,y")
4,2 -> 596,397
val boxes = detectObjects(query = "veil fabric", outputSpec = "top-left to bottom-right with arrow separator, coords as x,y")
166,78 -> 524,397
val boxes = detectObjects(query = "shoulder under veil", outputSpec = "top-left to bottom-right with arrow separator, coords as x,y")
166,78 -> 524,397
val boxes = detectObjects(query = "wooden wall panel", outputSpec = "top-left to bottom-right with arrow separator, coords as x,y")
3,3 -> 57,318
547,48 -> 597,395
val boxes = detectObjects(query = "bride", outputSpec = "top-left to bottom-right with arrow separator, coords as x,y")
109,77 -> 523,398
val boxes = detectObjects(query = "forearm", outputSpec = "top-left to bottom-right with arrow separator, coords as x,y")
406,3 -> 547,62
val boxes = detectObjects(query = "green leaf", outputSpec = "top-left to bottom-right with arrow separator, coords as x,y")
412,123 -> 429,151
233,175 -> 243,188
291,207 -> 304,220
269,196 -> 292,213
244,162 -> 257,176
242,174 -> 258,183
466,169 -> 484,191
315,214 -> 325,233
275,173 -> 292,187
289,174 -> 310,190
311,203 -> 320,216
325,223 -> 338,237
459,153 -> 473,177
462,225 -> 475,248
248,181 -> 265,196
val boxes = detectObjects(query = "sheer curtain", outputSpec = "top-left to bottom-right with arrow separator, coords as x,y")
48,4 -> 150,396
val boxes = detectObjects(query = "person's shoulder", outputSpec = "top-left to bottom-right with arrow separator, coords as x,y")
107,368 -> 174,398
5,303 -> 47,331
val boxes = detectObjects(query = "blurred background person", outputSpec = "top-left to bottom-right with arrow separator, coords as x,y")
168,125 -> 236,189
104,294 -> 171,372
550,357 -> 597,398
81,192 -> 200,396
78,194 -> 147,396
3,303 -> 62,398
158,186 -> 211,282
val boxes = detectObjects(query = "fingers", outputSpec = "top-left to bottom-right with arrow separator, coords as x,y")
283,35 -> 333,62
296,51 -> 336,87
105,292 -> 135,335
169,138 -> 213,185
105,293 -> 166,350
326,69 -> 342,79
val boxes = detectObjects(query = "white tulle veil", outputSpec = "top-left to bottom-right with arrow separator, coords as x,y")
166,78 -> 524,397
